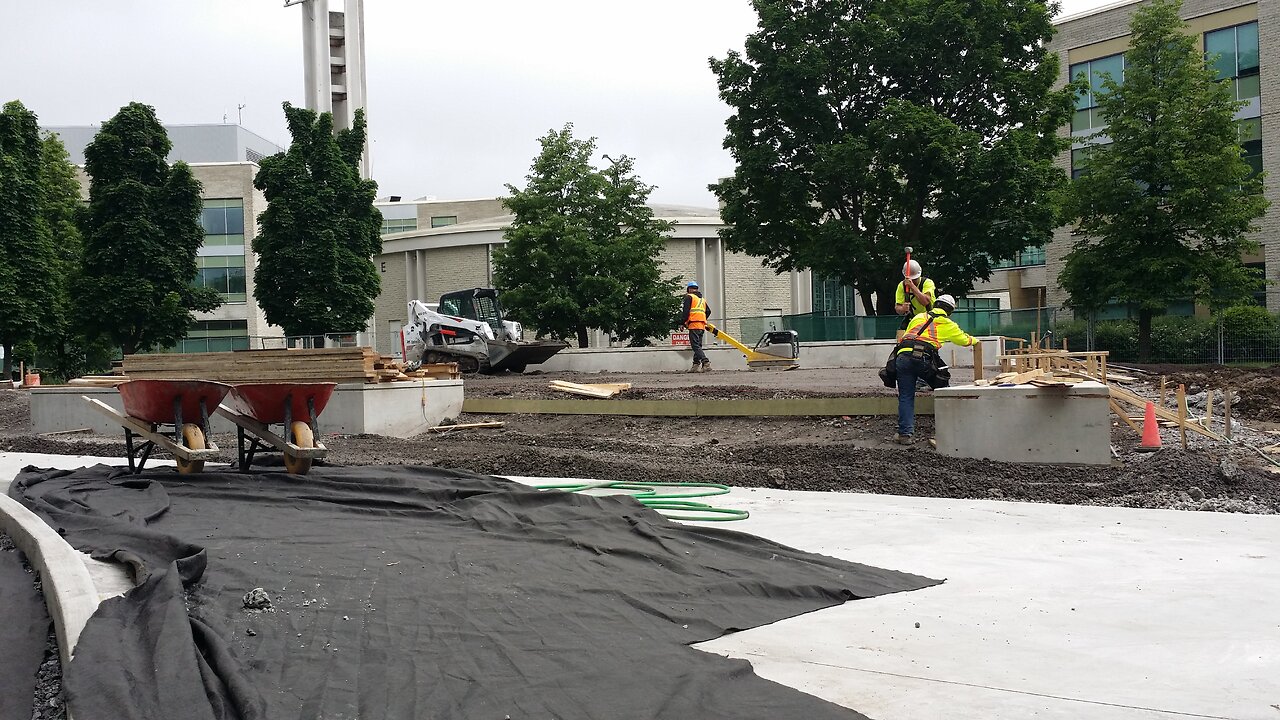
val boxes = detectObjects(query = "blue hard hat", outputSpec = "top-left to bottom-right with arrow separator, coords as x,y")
687,281 -> 699,288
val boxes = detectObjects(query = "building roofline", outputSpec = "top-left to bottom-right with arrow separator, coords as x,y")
1054,0 -> 1143,25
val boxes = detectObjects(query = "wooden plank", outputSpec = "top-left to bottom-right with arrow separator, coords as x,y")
1224,385 -> 1233,441
1204,388 -> 1214,430
1001,368 -> 1045,385
1110,399 -> 1142,437
972,342 -> 983,382
1159,376 -> 1167,408
213,405 -> 328,458
83,397 -> 221,459
461,396 -> 934,417
425,421 -> 505,432
549,380 -> 629,399
1108,386 -> 1224,441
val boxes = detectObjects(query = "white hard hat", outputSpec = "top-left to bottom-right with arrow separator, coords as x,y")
903,259 -> 922,280
935,294 -> 957,313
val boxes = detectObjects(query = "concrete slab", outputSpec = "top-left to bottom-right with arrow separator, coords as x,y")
30,379 -> 464,439
934,381 -> 1113,465
692,488 -> 1280,720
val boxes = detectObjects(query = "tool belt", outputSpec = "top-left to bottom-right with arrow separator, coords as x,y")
880,317 -> 950,389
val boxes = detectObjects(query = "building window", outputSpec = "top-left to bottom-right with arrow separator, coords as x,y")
1239,118 -> 1263,178
1206,22 -> 1260,102
994,246 -> 1046,270
195,255 -> 247,302
380,217 -> 417,235
430,215 -> 458,228
811,275 -> 856,315
956,297 -> 1000,311
245,148 -> 268,164
1246,262 -> 1266,306
197,199 -> 247,301
1070,53 -> 1124,134
180,320 -> 249,353
1070,147 -> 1091,180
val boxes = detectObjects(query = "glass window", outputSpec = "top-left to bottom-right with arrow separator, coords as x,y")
380,217 -> 417,235
1238,22 -> 1259,75
993,245 -> 1047,269
194,256 -> 247,301
1070,54 -> 1124,133
1206,22 -> 1261,101
201,207 -> 227,235
1238,118 -> 1263,178
431,216 -> 458,228
224,205 -> 244,235
1071,147 -> 1091,180
1205,27 -> 1237,79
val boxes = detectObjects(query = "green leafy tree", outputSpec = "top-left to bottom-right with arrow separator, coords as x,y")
76,102 -> 221,355
0,100 -> 59,379
253,103 -> 382,338
1060,0 -> 1268,361
710,0 -> 1073,314
495,125 -> 681,348
37,131 -> 116,380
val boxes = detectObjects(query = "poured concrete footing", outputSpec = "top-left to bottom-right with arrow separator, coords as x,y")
30,379 -> 463,439
933,381 -> 1112,465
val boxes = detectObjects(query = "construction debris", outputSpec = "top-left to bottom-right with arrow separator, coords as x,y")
549,381 -> 631,398
426,421 -> 505,432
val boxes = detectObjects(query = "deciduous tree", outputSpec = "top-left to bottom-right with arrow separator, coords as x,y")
76,102 -> 221,355
0,100 -> 59,378
710,0 -> 1073,314
1060,0 -> 1268,361
495,125 -> 680,348
253,103 -> 382,338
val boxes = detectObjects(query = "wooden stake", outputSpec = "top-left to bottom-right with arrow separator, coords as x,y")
1177,384 -> 1188,450
1062,337 -> 1069,352
1159,376 -> 1167,407
1224,385 -> 1233,441
1204,389 -> 1214,430
972,342 -> 984,382
426,421 -> 505,432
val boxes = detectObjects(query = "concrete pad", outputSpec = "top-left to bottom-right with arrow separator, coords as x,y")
934,381 -> 1113,465
692,488 -> 1280,720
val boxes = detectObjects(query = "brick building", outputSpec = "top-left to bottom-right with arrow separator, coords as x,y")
972,0 -> 1275,314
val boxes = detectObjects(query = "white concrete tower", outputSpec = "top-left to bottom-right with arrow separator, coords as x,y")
292,0 -> 371,178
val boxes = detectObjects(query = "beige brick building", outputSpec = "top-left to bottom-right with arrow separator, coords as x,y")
372,198 -> 814,351
973,0 -> 1276,314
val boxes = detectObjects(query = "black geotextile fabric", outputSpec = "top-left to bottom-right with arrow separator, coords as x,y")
0,539 -> 50,720
10,464 -> 940,720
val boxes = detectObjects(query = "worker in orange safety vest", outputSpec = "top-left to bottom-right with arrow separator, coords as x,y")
680,281 -> 711,372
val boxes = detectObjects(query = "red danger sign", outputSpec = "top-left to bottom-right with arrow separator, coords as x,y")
671,332 -> 690,346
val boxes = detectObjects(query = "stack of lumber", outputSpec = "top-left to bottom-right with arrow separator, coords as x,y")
973,368 -> 1087,388
549,380 -> 631,399
120,348 -> 459,384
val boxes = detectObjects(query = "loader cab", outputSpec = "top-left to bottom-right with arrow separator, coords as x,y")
438,288 -> 506,338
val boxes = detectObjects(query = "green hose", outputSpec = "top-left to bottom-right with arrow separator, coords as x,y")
531,481 -> 749,522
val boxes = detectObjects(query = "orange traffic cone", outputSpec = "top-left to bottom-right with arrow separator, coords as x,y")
1137,401 -> 1161,452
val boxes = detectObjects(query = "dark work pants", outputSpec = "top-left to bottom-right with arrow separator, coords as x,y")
689,329 -> 707,364
895,353 -> 922,437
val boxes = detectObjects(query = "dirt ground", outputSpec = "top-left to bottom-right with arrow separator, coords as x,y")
1130,364 -> 1280,424
2,364 -> 1277,514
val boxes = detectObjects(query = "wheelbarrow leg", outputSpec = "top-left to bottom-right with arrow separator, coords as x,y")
200,399 -> 212,441
125,428 -> 137,474
284,394 -> 293,446
237,425 -> 248,473
308,395 -> 319,436
173,397 -> 184,444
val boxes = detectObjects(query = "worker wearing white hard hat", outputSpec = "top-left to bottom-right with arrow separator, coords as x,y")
894,259 -> 936,340
885,293 -> 976,445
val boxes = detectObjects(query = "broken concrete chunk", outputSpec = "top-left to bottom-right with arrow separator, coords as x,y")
243,587 -> 273,610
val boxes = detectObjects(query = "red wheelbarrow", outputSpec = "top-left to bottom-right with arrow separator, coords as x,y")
84,379 -> 230,474
215,382 -> 335,475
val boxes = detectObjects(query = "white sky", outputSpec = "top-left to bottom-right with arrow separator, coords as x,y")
5,0 -> 1116,207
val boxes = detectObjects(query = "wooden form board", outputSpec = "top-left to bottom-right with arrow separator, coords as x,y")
549,381 -> 632,399
998,350 -> 1109,383
1108,384 -> 1224,441
118,348 -> 454,384
462,396 -> 933,417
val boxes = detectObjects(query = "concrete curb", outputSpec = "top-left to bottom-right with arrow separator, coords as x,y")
0,493 -> 100,670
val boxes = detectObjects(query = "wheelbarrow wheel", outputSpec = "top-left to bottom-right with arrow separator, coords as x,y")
284,421 -> 314,475
175,424 -> 206,474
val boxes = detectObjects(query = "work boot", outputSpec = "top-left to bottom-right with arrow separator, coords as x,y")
894,433 -> 915,446
689,363 -> 701,373
701,360 -> 712,372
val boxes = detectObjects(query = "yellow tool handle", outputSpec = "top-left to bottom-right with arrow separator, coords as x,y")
705,323 -> 757,358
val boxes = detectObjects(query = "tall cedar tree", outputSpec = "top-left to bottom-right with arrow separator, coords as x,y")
77,103 -> 221,355
0,101 -> 59,378
39,132 -> 115,379
495,125 -> 680,348
253,103 -> 382,337
1060,0 -> 1268,361
710,0 -> 1074,314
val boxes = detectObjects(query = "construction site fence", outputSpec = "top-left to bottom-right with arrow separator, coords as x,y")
717,308 -> 1058,345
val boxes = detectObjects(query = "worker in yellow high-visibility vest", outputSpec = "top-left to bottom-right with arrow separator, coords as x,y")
680,281 -> 711,372
893,294 -> 975,445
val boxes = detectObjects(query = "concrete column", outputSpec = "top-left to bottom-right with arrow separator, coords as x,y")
301,0 -> 332,115
343,0 -> 371,178
716,237 -> 727,324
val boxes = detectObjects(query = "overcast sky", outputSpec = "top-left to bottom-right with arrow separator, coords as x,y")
6,0 -> 1116,208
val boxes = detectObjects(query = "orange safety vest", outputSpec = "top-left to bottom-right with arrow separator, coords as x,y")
686,294 -> 707,330
901,312 -> 941,350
